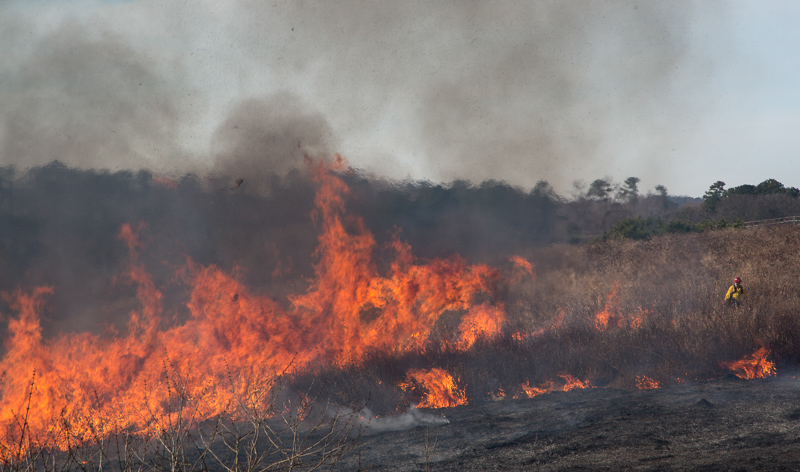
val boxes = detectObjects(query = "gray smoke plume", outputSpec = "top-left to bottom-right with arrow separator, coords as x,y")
210,93 -> 340,187
227,0 -> 723,191
0,1 -> 726,192
0,21 -> 188,172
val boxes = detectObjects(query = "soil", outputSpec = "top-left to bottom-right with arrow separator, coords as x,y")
340,376 -> 800,471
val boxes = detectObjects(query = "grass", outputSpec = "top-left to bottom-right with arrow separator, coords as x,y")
6,224 -> 800,469
293,225 -> 800,413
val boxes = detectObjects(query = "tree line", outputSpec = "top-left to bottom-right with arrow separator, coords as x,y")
0,162 -> 798,335
603,178 -> 800,241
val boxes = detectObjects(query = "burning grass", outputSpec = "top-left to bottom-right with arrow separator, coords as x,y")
2,158 -> 800,469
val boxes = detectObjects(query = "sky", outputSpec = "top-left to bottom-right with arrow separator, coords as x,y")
0,0 -> 798,198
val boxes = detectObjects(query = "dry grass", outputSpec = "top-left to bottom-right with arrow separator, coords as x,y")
298,225 -> 800,412
0,366 -> 365,472
8,225 -> 800,470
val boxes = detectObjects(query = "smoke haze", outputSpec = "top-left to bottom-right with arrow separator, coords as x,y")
0,1 -> 727,193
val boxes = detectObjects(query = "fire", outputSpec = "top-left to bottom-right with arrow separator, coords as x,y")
513,308 -> 565,341
509,255 -> 535,283
629,308 -> 649,329
399,368 -> 467,408
593,284 -> 647,331
520,374 -> 591,398
635,376 -> 661,390
0,157 -> 504,451
456,303 -> 506,350
720,347 -> 776,379
489,388 -> 506,401
594,284 -> 620,330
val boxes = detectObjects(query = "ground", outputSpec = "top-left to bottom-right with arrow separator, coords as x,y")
340,376 -> 800,471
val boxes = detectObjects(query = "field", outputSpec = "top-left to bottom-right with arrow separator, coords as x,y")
2,163 -> 800,470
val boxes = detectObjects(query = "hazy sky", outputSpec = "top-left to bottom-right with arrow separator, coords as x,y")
1,0 -> 798,197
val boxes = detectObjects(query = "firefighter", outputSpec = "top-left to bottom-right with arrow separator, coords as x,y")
724,277 -> 746,306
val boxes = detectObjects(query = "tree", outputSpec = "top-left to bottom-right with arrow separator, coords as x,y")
617,177 -> 640,203
703,181 -> 726,213
587,178 -> 614,201
755,178 -> 784,195
654,184 -> 671,212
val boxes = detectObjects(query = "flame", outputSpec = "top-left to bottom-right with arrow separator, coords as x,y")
399,368 -> 467,408
513,308 -> 565,341
520,374 -> 591,398
455,303 -> 506,350
594,284 -> 620,330
635,375 -> 661,390
489,388 -> 506,401
0,157 -> 504,451
593,284 -> 647,331
629,308 -> 649,329
720,347 -> 776,379
509,255 -> 535,283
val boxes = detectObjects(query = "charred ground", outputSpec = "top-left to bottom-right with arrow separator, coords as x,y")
340,376 -> 800,471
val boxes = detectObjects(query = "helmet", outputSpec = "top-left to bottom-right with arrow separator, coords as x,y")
734,277 -> 742,284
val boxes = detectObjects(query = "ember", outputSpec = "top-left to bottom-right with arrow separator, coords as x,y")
635,375 -> 661,390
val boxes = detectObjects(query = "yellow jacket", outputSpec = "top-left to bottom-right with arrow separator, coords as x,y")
725,285 -> 746,302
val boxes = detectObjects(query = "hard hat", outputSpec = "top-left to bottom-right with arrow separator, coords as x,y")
734,277 -> 742,284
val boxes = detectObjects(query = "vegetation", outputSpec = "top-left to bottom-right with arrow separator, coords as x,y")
296,225 -> 800,415
7,221 -> 800,470
4,163 -> 800,470
0,367 -> 364,472
602,216 -> 744,241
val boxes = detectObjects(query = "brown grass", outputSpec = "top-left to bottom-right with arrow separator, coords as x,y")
7,225 -> 800,470
296,225 -> 800,412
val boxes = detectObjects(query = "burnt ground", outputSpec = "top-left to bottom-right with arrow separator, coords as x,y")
339,376 -> 800,471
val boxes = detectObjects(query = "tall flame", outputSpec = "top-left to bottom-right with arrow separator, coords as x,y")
0,157 -> 504,451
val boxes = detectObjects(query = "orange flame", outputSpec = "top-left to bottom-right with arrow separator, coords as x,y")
520,374 -> 591,398
635,375 -> 661,390
593,284 -> 647,331
399,368 -> 467,408
152,175 -> 178,190
513,308 -> 565,341
594,284 -> 620,330
509,255 -> 535,283
629,308 -> 649,329
0,158 -> 505,451
720,347 -> 776,379
455,303 -> 506,350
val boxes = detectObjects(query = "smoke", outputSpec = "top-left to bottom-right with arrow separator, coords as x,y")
0,21 -> 188,172
0,163 -> 321,338
227,0 -> 723,191
343,406 -> 450,435
210,93 -> 340,186
0,1 -> 727,193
